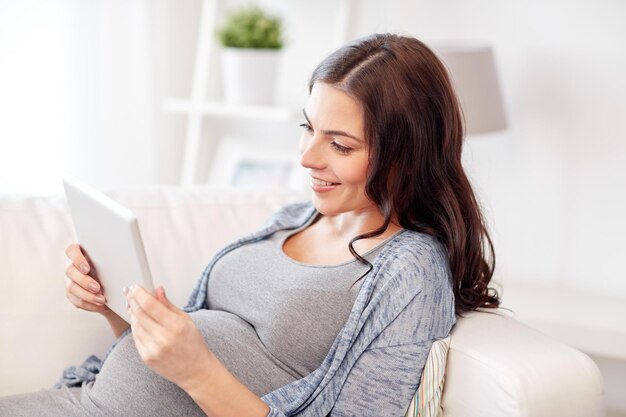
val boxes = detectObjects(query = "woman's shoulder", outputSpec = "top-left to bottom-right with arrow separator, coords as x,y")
379,229 -> 449,271
366,229 -> 456,344
371,229 -> 453,297
264,200 -> 315,229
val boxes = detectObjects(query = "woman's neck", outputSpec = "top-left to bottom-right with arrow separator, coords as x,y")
316,209 -> 401,241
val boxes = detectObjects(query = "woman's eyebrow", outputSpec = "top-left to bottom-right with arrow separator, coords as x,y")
302,109 -> 363,142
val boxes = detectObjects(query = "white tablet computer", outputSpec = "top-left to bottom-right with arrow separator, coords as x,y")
62,175 -> 154,323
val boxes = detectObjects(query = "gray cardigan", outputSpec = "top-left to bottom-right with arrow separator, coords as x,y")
57,202 -> 456,417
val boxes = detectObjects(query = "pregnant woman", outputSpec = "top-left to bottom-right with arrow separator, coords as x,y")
0,33 -> 499,416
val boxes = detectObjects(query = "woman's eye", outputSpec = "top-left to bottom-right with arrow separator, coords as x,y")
331,141 -> 352,154
299,122 -> 352,154
298,123 -> 313,132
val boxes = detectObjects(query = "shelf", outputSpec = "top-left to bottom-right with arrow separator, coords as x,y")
502,282 -> 626,360
166,0 -> 355,185
163,98 -> 300,123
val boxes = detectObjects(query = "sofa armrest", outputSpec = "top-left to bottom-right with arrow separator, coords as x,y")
442,310 -> 605,417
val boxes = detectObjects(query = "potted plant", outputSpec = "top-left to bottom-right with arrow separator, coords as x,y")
216,5 -> 284,106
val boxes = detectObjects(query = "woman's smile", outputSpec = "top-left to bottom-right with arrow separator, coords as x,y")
310,176 -> 340,193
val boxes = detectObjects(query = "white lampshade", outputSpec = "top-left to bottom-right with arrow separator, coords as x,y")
434,44 -> 507,134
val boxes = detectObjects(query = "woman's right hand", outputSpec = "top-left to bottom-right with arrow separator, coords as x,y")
64,243 -> 130,337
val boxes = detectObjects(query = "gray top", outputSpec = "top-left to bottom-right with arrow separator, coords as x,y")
187,203 -> 456,417
206,212 -> 395,384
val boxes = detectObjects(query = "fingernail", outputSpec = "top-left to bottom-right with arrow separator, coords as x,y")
95,295 -> 106,305
122,286 -> 128,295
80,263 -> 90,274
125,300 -> 130,309
88,282 -> 100,293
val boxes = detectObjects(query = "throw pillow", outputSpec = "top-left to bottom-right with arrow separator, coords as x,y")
404,336 -> 451,417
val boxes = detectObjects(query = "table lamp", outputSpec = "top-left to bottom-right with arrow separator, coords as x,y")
434,44 -> 507,134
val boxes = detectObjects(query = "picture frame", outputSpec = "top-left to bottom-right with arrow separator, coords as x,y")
206,137 -> 306,190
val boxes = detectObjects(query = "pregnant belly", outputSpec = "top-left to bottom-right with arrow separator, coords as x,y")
84,309 -> 298,415
86,332 -> 206,417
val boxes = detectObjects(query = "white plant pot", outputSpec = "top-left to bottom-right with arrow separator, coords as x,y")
220,47 -> 280,106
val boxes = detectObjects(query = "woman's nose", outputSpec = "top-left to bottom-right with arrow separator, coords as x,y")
299,135 -> 325,170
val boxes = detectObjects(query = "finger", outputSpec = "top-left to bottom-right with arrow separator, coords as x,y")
129,305 -> 164,361
65,274 -> 107,306
131,312 -> 171,366
155,287 -> 177,311
65,263 -> 102,294
65,243 -> 91,275
127,296 -> 163,335
129,312 -> 151,354
128,285 -> 176,325
66,291 -> 108,313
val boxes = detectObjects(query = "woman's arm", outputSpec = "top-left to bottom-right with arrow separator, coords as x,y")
124,285 -> 271,417
329,342 -> 432,415
181,355 -> 269,417
331,258 -> 456,416
101,309 -> 130,338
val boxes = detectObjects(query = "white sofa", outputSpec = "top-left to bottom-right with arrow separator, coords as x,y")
0,186 -> 606,416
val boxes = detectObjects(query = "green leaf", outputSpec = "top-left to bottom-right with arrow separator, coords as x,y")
216,5 -> 284,49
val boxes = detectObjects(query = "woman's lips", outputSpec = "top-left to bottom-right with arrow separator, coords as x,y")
310,177 -> 340,192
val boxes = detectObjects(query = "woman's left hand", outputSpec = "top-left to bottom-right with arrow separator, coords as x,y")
124,285 -> 214,391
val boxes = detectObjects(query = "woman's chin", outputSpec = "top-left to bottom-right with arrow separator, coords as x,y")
311,198 -> 335,217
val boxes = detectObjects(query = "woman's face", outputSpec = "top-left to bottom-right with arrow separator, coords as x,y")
299,82 -> 375,217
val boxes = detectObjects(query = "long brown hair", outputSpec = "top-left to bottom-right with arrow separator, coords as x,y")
309,33 -> 500,314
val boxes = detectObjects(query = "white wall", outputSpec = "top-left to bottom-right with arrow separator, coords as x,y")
0,0 -> 178,194
0,0 -> 67,194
